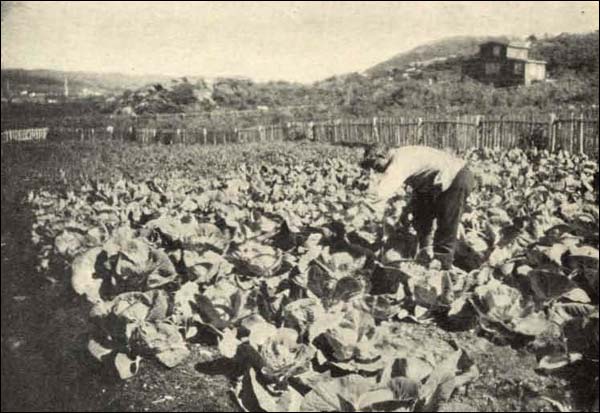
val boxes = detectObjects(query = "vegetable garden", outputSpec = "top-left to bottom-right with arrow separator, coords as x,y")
1,140 -> 598,412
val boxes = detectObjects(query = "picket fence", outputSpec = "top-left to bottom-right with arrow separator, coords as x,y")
2,114 -> 598,157
1,128 -> 49,143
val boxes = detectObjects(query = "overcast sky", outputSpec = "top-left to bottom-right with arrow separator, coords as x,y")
1,1 -> 598,83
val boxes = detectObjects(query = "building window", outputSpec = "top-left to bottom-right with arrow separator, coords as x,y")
485,62 -> 501,74
493,45 -> 502,56
514,62 -> 524,74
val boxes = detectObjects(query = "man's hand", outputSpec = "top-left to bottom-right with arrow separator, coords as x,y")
364,192 -> 387,219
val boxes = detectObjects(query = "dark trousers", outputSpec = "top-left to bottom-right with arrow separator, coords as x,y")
411,167 -> 475,261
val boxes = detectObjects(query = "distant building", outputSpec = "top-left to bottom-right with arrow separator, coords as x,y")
28,92 -> 48,103
80,87 -> 104,97
462,40 -> 546,87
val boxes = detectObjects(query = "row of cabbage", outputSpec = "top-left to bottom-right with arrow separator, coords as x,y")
28,145 -> 598,411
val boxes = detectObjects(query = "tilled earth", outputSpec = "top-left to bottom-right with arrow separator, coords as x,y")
2,216 -> 591,412
1,141 -> 597,412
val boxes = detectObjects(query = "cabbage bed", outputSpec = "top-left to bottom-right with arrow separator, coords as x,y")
29,146 -> 599,412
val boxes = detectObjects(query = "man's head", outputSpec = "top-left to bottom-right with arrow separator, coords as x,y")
360,143 -> 391,173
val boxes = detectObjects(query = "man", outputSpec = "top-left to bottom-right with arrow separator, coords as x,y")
361,144 -> 475,270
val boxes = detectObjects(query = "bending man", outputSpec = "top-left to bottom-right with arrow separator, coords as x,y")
361,144 -> 475,270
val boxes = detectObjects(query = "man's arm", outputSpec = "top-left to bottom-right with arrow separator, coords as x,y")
372,157 -> 407,201
375,172 -> 401,200
363,159 -> 405,219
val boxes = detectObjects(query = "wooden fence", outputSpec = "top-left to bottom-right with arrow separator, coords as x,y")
284,114 -> 599,156
132,124 -> 287,145
0,104 -> 331,131
1,128 -> 49,143
2,114 -> 598,157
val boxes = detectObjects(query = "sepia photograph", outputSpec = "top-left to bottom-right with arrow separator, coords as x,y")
1,1 -> 599,411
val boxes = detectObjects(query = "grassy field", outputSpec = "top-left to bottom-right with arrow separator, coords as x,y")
1,140 -> 597,412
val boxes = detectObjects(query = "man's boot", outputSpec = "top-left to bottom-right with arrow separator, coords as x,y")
433,252 -> 454,271
415,245 -> 434,266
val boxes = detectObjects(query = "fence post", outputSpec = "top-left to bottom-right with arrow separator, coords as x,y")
499,115 -> 505,150
496,115 -> 500,149
471,115 -> 481,149
417,117 -> 423,145
333,119 -> 338,143
549,113 -> 556,152
455,115 -> 461,151
135,116 -> 140,142
579,113 -> 585,155
569,112 -> 575,153
284,122 -> 290,141
476,115 -> 482,149
372,117 -> 379,142
203,128 -> 207,145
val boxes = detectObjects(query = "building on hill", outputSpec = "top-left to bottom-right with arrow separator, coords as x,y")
462,40 -> 546,86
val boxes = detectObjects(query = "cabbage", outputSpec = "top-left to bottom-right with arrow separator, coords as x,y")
311,303 -> 376,363
102,227 -> 178,292
242,322 -> 316,382
230,240 -> 283,277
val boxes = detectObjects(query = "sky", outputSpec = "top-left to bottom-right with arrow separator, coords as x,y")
1,1 -> 598,83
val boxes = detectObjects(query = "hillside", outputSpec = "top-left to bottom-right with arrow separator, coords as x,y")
2,31 -> 598,121
107,78 -> 215,114
364,35 -> 516,76
364,31 -> 599,81
0,69 -> 187,96
530,31 -> 599,80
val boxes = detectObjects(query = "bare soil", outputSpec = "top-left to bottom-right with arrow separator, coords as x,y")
1,141 -> 595,412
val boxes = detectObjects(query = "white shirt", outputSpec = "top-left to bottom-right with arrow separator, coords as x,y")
372,145 -> 466,201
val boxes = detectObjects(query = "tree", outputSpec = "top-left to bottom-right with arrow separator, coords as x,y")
169,80 -> 197,106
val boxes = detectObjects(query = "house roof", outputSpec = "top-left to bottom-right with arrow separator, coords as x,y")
505,57 -> 547,65
480,40 -> 531,49
525,59 -> 547,65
